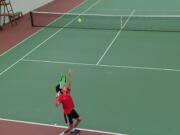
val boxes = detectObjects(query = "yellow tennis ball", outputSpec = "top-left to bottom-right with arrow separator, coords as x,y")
78,18 -> 82,23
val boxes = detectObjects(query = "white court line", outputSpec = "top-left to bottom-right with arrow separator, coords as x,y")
0,0 -> 87,57
0,0 -> 102,77
95,8 -> 180,12
0,117 -> 127,135
93,8 -> 132,11
22,59 -> 180,72
96,9 -> 135,65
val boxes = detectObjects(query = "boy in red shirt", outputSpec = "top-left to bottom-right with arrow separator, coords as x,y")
56,69 -> 81,135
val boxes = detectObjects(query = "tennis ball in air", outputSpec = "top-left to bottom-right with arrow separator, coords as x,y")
78,18 -> 82,23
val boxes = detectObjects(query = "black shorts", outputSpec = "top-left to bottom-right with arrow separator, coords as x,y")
67,109 -> 79,124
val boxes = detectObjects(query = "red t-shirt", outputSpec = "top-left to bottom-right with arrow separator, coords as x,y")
56,87 -> 75,114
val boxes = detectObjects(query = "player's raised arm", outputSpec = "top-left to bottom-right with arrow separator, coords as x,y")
67,69 -> 72,89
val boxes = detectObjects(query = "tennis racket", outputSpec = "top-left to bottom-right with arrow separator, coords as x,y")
59,75 -> 67,89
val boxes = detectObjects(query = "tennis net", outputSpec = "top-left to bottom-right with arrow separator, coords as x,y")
30,11 -> 180,32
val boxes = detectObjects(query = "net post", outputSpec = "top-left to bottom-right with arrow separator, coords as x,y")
30,12 -> 34,27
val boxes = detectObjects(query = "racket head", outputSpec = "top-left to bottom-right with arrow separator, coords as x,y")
59,75 -> 67,89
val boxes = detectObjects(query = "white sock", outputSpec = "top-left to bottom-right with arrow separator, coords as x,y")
59,131 -> 64,135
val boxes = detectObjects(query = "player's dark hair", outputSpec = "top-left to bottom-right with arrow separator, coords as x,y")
56,84 -> 63,94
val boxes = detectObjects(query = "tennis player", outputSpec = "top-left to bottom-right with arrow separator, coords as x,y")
56,69 -> 81,135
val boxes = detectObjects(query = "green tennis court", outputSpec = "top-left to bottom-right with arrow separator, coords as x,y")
1,0 -> 180,135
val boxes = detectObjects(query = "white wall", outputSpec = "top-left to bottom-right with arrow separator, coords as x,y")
11,0 -> 53,14
0,0 -> 53,25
